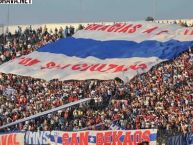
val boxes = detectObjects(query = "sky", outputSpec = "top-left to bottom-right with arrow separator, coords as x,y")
0,0 -> 193,25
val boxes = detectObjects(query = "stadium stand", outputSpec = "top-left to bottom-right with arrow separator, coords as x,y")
0,25 -> 77,64
0,24 -> 192,145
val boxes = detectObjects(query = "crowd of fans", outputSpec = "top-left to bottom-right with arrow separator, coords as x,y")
0,25 -> 77,64
157,20 -> 193,27
0,26 -> 192,144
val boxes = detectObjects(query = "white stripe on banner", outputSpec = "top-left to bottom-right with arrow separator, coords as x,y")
0,52 -> 165,81
74,22 -> 193,42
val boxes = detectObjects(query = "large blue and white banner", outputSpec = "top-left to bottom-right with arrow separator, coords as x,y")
0,22 -> 193,81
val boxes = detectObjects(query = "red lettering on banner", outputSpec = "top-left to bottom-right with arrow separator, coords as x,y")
72,64 -> 81,70
136,63 -> 147,69
70,133 -> 78,145
118,24 -> 133,33
113,65 -> 127,72
79,132 -> 88,145
99,64 -> 118,72
7,134 -> 13,145
26,59 -> 40,66
80,64 -> 91,71
123,132 -> 132,145
129,64 -> 147,70
91,25 -> 103,30
129,64 -> 148,70
96,64 -> 107,72
184,29 -> 189,35
129,65 -> 138,70
114,64 -> 147,72
0,131 -> 153,145
72,64 -> 91,71
1,135 -> 7,145
19,57 -> 32,65
62,133 -> 69,145
114,24 -> 127,32
94,64 -> 119,72
84,24 -> 97,30
143,27 -> 158,34
0,134 -> 19,145
40,62 -> 148,73
183,29 -> 193,35
104,132 -> 112,145
41,63 -> 71,70
142,130 -> 150,142
156,30 -> 169,35
97,25 -> 110,31
89,64 -> 101,71
19,57 -> 40,66
133,131 -> 142,145
107,23 -> 123,32
112,131 -> 122,145
128,24 -> 142,33
84,23 -> 186,37
13,134 -> 19,145
41,62 -> 56,69
96,133 -> 103,145
61,64 -> 71,69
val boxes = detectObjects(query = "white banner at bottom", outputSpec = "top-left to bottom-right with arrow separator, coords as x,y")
50,129 -> 157,145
